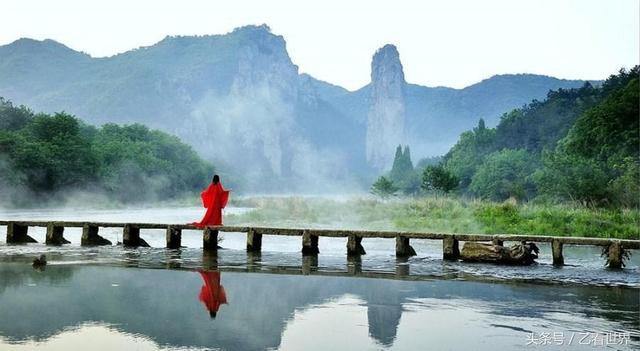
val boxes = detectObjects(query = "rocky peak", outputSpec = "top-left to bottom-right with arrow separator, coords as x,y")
371,44 -> 405,92
366,44 -> 407,170
231,24 -> 272,36
230,24 -> 299,100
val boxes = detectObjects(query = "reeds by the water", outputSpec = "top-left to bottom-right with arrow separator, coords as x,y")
226,196 -> 639,239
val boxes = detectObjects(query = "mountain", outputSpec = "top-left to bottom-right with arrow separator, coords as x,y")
0,25 -> 593,191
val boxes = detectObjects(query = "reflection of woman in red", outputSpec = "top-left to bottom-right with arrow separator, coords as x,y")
197,270 -> 227,318
193,174 -> 230,228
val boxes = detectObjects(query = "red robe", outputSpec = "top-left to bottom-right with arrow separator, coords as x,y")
193,182 -> 230,228
197,271 -> 227,313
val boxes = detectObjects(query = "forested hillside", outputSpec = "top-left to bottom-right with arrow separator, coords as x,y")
442,67 -> 638,206
371,67 -> 638,208
0,98 -> 212,206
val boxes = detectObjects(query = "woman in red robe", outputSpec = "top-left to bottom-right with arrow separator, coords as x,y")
197,270 -> 227,318
193,174 -> 230,228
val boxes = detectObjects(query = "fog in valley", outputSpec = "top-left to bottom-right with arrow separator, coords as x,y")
0,25 -> 593,198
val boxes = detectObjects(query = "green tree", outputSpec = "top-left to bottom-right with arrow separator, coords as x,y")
92,123 -> 211,202
421,165 -> 459,194
0,98 -> 213,205
534,70 -> 639,206
608,157 -> 640,208
533,149 -> 610,205
443,119 -> 495,189
388,144 -> 418,195
443,66 -> 638,204
371,176 -> 398,199
0,98 -> 33,131
470,149 -> 536,201
563,76 -> 638,162
12,112 -> 98,192
389,145 -> 413,182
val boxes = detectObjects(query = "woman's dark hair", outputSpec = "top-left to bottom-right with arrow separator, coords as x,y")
212,174 -> 220,184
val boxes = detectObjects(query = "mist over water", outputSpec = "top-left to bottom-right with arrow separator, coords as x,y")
0,201 -> 638,351
1,206 -> 638,287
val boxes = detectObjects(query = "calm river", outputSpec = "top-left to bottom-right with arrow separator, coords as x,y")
0,207 -> 638,350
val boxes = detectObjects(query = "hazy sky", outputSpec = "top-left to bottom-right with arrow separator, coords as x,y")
2,0 -> 637,90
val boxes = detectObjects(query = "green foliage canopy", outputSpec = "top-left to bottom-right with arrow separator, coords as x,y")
421,165 -> 459,194
534,72 -> 639,206
388,145 -> 421,195
371,176 -> 398,199
439,67 -> 638,207
443,119 -> 495,188
0,98 -> 212,205
470,149 -> 536,201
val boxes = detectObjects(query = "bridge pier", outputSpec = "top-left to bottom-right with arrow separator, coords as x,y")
396,257 -> 410,277
443,236 -> 460,260
302,230 -> 319,256
46,223 -> 70,245
607,241 -> 623,269
552,239 -> 564,266
123,224 -> 149,247
6,222 -> 37,244
247,251 -> 262,270
395,236 -> 416,257
302,255 -> 318,275
165,249 -> 182,269
247,228 -> 262,252
347,234 -> 366,256
81,224 -> 111,246
203,228 -> 219,251
166,226 -> 182,249
347,255 -> 362,274
203,250 -> 219,270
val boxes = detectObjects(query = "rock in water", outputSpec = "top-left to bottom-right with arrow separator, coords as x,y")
32,254 -> 47,267
506,241 -> 539,265
461,241 -> 539,265
366,44 -> 407,170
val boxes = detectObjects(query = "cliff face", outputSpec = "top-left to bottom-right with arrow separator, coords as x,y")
186,25 -> 300,179
366,45 -> 407,171
182,26 -> 359,190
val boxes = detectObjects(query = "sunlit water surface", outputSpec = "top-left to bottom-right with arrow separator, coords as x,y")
0,207 -> 638,350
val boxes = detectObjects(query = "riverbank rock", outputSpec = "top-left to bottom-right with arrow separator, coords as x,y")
461,241 -> 539,265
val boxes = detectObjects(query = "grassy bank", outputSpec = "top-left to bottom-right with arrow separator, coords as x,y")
226,196 -> 639,240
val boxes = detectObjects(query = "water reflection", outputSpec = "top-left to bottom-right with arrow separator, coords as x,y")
197,271 -> 227,319
301,255 -> 318,275
0,263 -> 637,350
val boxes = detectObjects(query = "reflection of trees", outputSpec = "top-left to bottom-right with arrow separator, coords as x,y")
0,263 -> 637,350
0,263 -> 76,295
458,281 -> 639,332
0,264 -> 80,342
